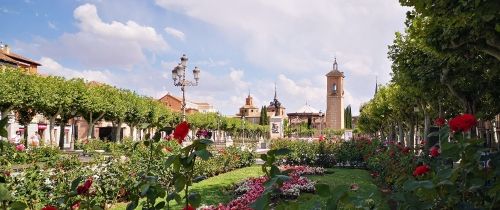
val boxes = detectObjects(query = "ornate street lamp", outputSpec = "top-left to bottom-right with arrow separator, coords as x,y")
319,110 -> 324,137
171,54 -> 201,121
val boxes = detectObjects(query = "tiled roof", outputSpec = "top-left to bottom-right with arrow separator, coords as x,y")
0,52 -> 18,65
0,50 -> 41,66
325,69 -> 344,77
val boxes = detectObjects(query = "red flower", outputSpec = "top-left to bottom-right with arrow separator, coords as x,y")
173,121 -> 190,144
41,205 -> 58,210
402,147 -> 410,154
15,144 -> 25,152
434,117 -> 446,127
182,204 -> 195,210
350,183 -> 360,191
413,165 -> 430,176
318,135 -> 325,141
71,201 -> 80,210
429,146 -> 440,157
448,114 -> 476,132
77,178 -> 93,195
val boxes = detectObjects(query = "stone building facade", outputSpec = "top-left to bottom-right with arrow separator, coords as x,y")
325,58 -> 345,130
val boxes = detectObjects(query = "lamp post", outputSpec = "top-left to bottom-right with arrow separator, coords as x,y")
241,116 -> 246,147
171,54 -> 201,121
319,110 -> 324,137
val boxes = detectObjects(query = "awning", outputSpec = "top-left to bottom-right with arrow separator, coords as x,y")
38,124 -> 47,129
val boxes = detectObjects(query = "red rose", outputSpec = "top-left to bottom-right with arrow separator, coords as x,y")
173,121 -> 190,144
77,178 -> 93,195
413,165 -> 430,176
402,147 -> 410,154
71,201 -> 80,210
41,205 -> 58,210
434,117 -> 445,127
448,114 -> 476,132
182,204 -> 195,210
429,146 -> 440,157
16,144 -> 25,152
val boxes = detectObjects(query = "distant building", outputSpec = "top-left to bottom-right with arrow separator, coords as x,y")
237,93 -> 260,124
287,103 -> 325,136
266,86 -> 286,118
325,58 -> 345,130
0,43 -> 40,74
158,93 -> 215,114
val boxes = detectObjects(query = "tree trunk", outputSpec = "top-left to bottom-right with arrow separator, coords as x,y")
423,111 -> 430,143
398,121 -> 404,145
408,123 -> 415,149
115,120 -> 122,143
129,124 -> 135,141
23,124 -> 28,146
59,118 -> 66,149
87,113 -> 93,140
49,117 -> 55,146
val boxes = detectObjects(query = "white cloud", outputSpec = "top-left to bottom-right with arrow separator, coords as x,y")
164,27 -> 185,41
25,4 -> 169,68
38,57 -> 114,84
155,0 -> 408,114
47,21 -> 57,30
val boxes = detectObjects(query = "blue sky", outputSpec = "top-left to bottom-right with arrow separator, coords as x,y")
0,0 -> 408,116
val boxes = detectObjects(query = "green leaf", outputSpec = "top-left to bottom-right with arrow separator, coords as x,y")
496,24 -> 500,32
403,180 -> 434,191
441,141 -> 459,159
140,184 -> 150,196
174,176 -> 186,192
92,206 -> 103,210
9,201 -> 28,210
199,139 -> 214,145
260,154 -> 267,161
250,193 -> 270,210
270,165 -> 280,177
0,184 -> 13,201
188,192 -> 202,207
315,183 -> 331,197
155,201 -> 165,210
71,177 -> 84,191
126,201 -> 138,210
166,192 -> 179,202
194,149 -> 212,160
273,148 -> 291,156
165,155 -> 178,167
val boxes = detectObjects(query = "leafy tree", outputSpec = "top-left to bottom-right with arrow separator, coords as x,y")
399,0 -> 500,60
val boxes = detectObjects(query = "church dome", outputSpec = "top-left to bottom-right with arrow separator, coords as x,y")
295,104 -> 319,113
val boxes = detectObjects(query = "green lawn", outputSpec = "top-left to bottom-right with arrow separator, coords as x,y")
274,168 -> 390,210
111,166 -> 264,210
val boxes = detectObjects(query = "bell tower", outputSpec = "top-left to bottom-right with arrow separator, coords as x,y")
325,58 -> 345,129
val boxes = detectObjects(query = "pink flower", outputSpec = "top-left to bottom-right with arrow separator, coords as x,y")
350,183 -> 360,191
15,144 -> 25,152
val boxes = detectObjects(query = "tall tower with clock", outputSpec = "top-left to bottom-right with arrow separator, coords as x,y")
325,58 -> 345,130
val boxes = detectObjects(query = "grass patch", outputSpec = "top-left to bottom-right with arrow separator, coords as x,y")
274,168 -> 389,210
111,166 -> 264,210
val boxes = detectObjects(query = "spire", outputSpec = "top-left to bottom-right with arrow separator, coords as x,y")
274,83 -> 277,100
333,57 -> 338,70
248,89 -> 251,97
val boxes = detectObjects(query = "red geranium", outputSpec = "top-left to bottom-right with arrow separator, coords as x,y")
434,117 -> 445,127
448,114 -> 476,132
15,144 -> 25,152
173,121 -> 190,144
71,201 -> 80,210
41,205 -> 58,210
413,165 -> 430,176
429,146 -> 440,157
76,178 -> 93,195
182,204 -> 195,210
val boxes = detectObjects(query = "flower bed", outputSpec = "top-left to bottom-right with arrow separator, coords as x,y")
201,165 -> 324,210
